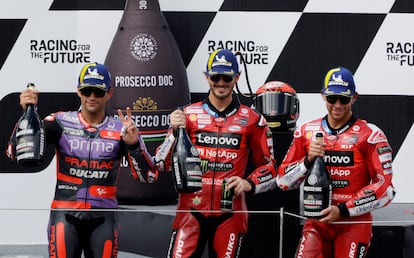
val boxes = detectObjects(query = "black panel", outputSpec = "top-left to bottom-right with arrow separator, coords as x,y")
164,12 -> 217,67
221,0 -> 308,12
50,0 -> 125,10
391,0 -> 414,13
0,19 -> 26,70
0,93 -> 79,172
353,95 -> 414,157
268,13 -> 386,93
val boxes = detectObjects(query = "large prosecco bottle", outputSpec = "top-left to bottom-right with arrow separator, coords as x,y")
104,0 -> 190,203
15,83 -> 45,167
172,126 -> 202,193
303,132 -> 332,218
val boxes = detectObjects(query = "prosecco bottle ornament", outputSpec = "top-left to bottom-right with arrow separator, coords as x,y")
104,0 -> 190,202
303,132 -> 332,218
15,83 -> 45,167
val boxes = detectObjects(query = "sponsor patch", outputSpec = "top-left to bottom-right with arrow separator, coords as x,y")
379,153 -> 392,163
377,145 -> 392,154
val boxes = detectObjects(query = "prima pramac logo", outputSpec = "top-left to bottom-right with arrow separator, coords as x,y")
130,33 -> 158,61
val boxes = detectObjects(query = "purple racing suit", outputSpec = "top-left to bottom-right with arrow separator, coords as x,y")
7,111 -> 158,257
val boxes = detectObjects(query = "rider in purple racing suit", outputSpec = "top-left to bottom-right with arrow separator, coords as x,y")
7,62 -> 158,258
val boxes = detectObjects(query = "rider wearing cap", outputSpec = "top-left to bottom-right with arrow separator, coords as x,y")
155,49 -> 277,257
276,66 -> 395,257
7,62 -> 158,257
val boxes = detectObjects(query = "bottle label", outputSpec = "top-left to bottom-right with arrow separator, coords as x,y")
172,156 -> 183,188
303,154 -> 332,218
220,178 -> 234,212
303,187 -> 332,218
15,114 -> 45,166
16,128 -> 34,137
184,157 -> 202,187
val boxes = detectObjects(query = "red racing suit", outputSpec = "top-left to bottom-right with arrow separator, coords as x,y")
155,99 -> 277,258
7,111 -> 158,258
277,115 -> 395,258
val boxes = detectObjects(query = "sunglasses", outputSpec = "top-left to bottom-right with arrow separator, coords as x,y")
326,95 -> 351,105
209,74 -> 233,83
80,88 -> 107,98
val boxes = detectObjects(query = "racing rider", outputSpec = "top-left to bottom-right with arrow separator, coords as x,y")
7,62 -> 158,258
155,49 -> 277,257
276,66 -> 395,257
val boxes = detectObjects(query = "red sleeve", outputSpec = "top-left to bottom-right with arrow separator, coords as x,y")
276,124 -> 310,190
342,123 -> 395,217
246,114 -> 277,194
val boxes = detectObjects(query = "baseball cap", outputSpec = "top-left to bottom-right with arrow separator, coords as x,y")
322,66 -> 355,97
78,62 -> 111,91
205,49 -> 239,76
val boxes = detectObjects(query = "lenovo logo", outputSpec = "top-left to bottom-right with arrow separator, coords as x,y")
324,151 -> 354,166
196,132 -> 241,149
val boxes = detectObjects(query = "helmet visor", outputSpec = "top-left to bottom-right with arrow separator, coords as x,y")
254,92 -> 297,117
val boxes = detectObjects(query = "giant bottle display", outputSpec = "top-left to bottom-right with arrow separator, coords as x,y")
303,132 -> 332,218
104,0 -> 190,203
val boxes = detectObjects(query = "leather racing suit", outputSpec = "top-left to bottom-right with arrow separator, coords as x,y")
277,115 -> 395,258
7,111 -> 158,257
155,98 -> 277,258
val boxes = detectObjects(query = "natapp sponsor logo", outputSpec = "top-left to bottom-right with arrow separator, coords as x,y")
330,168 -> 351,177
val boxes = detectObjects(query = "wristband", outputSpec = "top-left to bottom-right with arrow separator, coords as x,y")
338,203 -> 350,217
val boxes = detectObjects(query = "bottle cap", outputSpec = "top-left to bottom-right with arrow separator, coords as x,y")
27,83 -> 35,90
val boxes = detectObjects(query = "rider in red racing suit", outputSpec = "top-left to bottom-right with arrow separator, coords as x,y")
7,63 -> 158,258
277,66 -> 395,258
155,98 -> 277,258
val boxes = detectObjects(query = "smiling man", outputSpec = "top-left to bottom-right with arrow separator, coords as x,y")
276,66 -> 395,258
7,62 -> 158,258
155,49 -> 277,257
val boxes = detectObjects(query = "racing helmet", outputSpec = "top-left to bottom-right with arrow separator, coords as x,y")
252,81 -> 300,132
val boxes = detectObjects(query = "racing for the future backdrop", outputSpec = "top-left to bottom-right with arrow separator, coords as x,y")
0,0 -> 413,244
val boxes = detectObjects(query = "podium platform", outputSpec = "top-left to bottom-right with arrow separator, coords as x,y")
118,203 -> 414,258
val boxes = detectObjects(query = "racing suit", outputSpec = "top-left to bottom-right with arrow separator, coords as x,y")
7,111 -> 158,258
277,115 -> 395,258
155,98 -> 277,258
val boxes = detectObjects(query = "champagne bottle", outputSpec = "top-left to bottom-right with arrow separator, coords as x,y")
172,126 -> 202,193
15,83 -> 45,167
303,132 -> 332,218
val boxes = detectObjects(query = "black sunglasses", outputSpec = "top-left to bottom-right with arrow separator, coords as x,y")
326,95 -> 351,105
210,74 -> 233,83
80,88 -> 107,98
